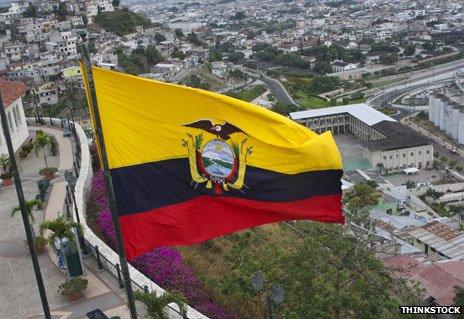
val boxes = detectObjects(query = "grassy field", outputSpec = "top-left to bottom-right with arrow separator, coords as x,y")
379,107 -> 398,115
298,95 -> 330,109
228,85 -> 266,102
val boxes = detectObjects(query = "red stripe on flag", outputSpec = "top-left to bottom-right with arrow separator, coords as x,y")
120,194 -> 344,260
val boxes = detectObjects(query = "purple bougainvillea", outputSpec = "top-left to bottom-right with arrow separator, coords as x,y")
91,171 -> 236,319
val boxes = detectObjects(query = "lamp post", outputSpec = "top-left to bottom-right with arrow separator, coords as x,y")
251,272 -> 285,319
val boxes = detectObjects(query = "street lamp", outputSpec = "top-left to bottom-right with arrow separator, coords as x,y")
251,272 -> 285,319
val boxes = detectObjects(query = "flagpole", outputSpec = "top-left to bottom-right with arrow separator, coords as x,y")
0,92 -> 51,319
79,33 -> 138,319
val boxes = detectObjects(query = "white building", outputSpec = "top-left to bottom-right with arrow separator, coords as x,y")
429,93 -> 464,145
290,104 -> 433,171
37,83 -> 59,106
331,60 -> 358,73
0,80 -> 29,157
211,61 -> 227,77
86,0 -> 114,17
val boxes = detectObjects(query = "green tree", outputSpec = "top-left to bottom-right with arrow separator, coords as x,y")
154,32 -> 166,43
11,199 -> 42,223
425,188 -> 444,202
135,290 -> 187,319
34,130 -> 53,167
187,31 -> 202,46
379,53 -> 398,65
11,199 -> 42,237
208,48 -> 222,62
344,183 -> 381,226
453,286 -> 464,319
145,45 -> 163,66
271,101 -> 298,115
280,223 -> 423,319
171,46 -> 185,60
232,11 -> 246,20
313,61 -> 332,75
228,51 -> 245,63
112,0 -> 121,7
183,75 -> 209,90
23,3 -> 37,17
422,41 -> 438,51
174,28 -> 184,38
40,216 -> 82,251
56,2 -> 68,21
94,9 -> 152,36
404,45 -> 415,57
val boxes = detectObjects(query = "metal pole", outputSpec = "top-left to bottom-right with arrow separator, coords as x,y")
267,295 -> 273,319
0,93 -> 51,319
80,33 -> 138,319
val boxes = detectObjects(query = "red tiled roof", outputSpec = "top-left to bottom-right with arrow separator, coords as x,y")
0,79 -> 28,108
383,256 -> 464,305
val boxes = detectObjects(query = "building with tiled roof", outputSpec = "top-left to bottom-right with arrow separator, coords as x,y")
0,80 -> 29,158
383,256 -> 464,305
0,79 -> 28,108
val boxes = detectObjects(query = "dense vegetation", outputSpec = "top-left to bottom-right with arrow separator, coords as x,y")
285,75 -> 341,96
301,44 -> 365,66
252,43 -> 310,69
227,85 -> 266,102
115,46 -> 163,75
180,221 -> 424,319
94,8 -> 152,36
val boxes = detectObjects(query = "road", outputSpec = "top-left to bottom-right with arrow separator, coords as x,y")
368,78 -> 453,108
260,76 -> 298,105
367,59 -> 464,107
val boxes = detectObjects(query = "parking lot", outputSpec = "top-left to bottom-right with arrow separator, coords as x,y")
383,169 -> 445,187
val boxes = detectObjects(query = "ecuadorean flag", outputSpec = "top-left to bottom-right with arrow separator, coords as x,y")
87,66 -> 344,260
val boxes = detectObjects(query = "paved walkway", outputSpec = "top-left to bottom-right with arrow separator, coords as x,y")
0,126 -> 132,319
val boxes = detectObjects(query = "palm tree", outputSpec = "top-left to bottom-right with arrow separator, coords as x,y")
135,290 -> 187,319
11,199 -> 42,237
11,199 -> 42,222
40,216 -> 82,252
34,130 -> 53,167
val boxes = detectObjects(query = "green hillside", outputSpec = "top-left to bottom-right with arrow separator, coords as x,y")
94,8 -> 152,36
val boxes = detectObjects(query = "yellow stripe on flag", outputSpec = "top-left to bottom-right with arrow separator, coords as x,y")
90,66 -> 342,174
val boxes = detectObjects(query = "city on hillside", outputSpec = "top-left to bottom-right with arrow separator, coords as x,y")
0,1 -> 463,319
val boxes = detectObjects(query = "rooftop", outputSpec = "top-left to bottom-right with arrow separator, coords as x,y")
383,256 -> 464,305
0,79 -> 28,108
364,121 -> 432,151
408,221 -> 464,260
289,103 -> 396,127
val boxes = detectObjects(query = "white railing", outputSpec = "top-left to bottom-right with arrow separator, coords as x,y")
27,117 -> 209,319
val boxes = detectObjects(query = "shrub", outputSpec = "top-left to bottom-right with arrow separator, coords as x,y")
19,150 -> 29,159
25,236 -> 48,253
91,170 -> 236,319
58,276 -> 89,298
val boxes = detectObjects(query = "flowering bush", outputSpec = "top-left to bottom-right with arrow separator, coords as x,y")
91,170 -> 236,319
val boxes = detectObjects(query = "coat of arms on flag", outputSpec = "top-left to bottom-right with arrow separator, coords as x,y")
182,120 -> 253,194
84,66 -> 344,260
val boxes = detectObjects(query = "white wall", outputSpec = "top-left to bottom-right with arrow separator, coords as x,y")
0,97 -> 29,157
367,144 -> 433,170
